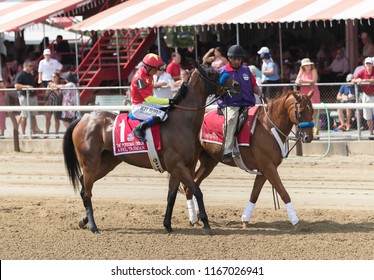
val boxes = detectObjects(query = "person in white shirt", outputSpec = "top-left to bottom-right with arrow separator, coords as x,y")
38,49 -> 62,91
153,64 -> 174,99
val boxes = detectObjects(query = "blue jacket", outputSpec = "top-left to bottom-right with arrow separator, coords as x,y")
217,63 -> 256,107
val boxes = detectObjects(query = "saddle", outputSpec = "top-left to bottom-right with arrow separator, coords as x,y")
201,106 -> 259,146
217,107 -> 249,136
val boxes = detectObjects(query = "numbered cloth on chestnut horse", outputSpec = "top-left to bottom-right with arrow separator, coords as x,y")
200,106 -> 259,146
112,113 -> 161,155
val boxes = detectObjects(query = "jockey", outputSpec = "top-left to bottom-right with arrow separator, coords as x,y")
130,53 -> 174,142
218,45 -> 264,163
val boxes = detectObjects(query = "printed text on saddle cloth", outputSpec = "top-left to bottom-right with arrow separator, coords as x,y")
112,114 -> 161,156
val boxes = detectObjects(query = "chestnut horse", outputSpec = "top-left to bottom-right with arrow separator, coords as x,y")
63,64 -> 238,234
184,90 -> 315,229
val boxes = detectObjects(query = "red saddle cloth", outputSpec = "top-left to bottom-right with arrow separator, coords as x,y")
112,114 -> 161,156
200,106 -> 259,146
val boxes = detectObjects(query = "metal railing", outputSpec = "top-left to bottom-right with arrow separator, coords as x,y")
1,82 -> 374,141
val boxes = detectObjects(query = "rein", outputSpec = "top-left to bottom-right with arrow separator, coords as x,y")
172,67 -> 225,111
261,95 -> 309,157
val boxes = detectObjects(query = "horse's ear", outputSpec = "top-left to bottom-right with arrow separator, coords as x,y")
307,90 -> 314,99
292,91 -> 300,101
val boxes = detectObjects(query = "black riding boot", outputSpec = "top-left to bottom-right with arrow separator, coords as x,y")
132,116 -> 162,142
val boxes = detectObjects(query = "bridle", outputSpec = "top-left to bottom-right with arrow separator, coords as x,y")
172,65 -> 236,111
262,93 -> 314,156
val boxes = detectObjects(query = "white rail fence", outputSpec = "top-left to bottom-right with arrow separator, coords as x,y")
1,83 -> 374,141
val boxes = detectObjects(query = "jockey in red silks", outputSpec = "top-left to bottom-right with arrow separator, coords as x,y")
130,53 -> 174,142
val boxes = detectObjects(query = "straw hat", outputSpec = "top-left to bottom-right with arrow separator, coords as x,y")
300,58 -> 314,67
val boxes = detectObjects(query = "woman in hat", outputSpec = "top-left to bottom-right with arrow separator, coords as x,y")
295,58 -> 321,136
260,52 -> 280,99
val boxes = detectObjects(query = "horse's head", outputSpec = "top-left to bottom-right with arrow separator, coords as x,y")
195,63 -> 240,98
290,90 -> 315,143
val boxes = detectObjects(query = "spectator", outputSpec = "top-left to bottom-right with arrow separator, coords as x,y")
59,71 -> 79,128
259,50 -> 280,99
166,52 -> 182,81
55,35 -> 73,68
327,47 -> 349,82
295,58 -> 321,136
336,73 -> 356,131
352,57 -> 374,138
360,32 -> 374,57
202,46 -> 228,70
249,65 -> 262,104
153,64 -> 174,99
39,37 -> 49,53
174,68 -> 190,88
38,48 -> 62,100
218,45 -> 264,162
14,59 -> 42,135
45,72 -> 63,135
2,54 -> 18,133
0,59 -> 5,136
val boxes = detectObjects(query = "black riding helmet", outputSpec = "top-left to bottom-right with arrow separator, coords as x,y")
227,45 -> 246,58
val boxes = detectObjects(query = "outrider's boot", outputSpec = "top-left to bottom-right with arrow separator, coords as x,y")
132,116 -> 162,142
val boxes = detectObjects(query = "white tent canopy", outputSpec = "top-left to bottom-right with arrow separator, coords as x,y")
4,23 -> 90,45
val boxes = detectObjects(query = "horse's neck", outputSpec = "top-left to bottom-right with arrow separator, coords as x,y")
265,96 -> 294,138
172,86 -> 208,134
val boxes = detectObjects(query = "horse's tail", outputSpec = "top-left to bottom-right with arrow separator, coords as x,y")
63,118 -> 81,191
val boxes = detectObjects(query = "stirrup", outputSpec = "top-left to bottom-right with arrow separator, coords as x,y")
132,128 -> 147,142
222,153 -> 232,163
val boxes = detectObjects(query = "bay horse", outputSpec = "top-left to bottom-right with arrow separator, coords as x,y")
63,64 -> 238,235
184,90 -> 315,229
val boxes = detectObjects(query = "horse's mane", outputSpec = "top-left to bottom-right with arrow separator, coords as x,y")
267,90 -> 295,116
173,82 -> 188,104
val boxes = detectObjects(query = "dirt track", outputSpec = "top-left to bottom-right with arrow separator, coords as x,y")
1,153 -> 374,260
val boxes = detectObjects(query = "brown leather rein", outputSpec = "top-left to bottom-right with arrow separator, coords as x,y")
172,67 -> 225,111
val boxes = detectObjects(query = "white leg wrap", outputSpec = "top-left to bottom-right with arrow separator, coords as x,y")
193,196 -> 200,215
241,202 -> 256,222
187,199 -> 198,225
285,202 -> 299,225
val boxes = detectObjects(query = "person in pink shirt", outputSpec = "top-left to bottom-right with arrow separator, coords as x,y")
166,52 -> 181,82
352,57 -> 374,137
295,58 -> 321,136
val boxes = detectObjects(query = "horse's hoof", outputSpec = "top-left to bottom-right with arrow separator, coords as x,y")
164,227 -> 173,234
78,220 -> 87,229
242,222 -> 250,229
293,222 -> 300,232
189,221 -> 201,227
91,229 -> 100,234
202,228 -> 212,235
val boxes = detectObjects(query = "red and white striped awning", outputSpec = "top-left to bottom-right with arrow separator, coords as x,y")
70,0 -> 374,32
0,0 -> 101,32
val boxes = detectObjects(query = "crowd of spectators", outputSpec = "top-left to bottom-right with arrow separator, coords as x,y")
1,29 -> 374,137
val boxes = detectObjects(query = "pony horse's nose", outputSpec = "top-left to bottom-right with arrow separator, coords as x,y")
303,134 -> 311,143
